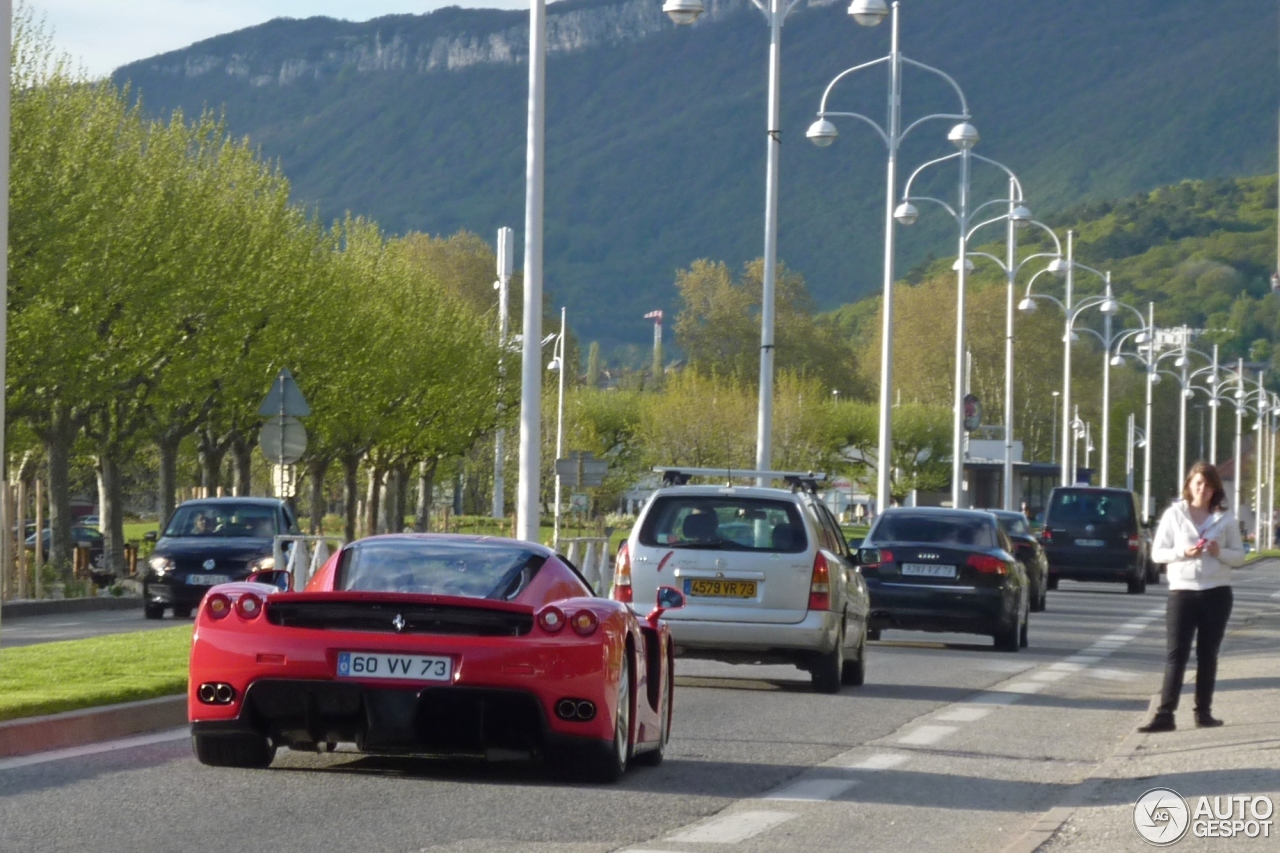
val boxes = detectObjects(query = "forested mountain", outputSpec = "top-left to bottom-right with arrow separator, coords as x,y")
113,0 -> 1279,347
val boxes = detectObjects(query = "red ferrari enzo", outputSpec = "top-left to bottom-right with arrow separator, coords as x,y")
188,534 -> 683,782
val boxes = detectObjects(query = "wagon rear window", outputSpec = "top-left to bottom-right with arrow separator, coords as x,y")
639,496 -> 807,553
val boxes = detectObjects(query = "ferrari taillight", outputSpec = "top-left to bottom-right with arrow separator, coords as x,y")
809,552 -> 831,611
537,606 -> 566,633
612,542 -> 633,604
967,554 -> 1007,574
235,593 -> 264,620
570,609 -> 599,636
206,593 -> 231,620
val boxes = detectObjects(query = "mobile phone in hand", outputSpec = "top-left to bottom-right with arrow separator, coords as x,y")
1195,537 -> 1208,550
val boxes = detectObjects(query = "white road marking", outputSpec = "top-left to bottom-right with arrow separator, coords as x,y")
1120,620 -> 1154,631
764,777 -> 860,802
1270,590 -> 1280,599
0,727 -> 188,772
1003,681 -> 1046,694
971,691 -> 1021,705
1146,607 -> 1165,615
1048,661 -> 1085,672
935,706 -> 992,722
896,725 -> 957,746
836,752 -> 909,771
1031,670 -> 1070,682
668,811 -> 796,844
1098,634 -> 1137,643
1065,654 -> 1104,665
1087,668 -> 1140,682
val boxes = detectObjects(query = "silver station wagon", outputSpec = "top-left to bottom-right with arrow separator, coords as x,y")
612,468 -> 870,693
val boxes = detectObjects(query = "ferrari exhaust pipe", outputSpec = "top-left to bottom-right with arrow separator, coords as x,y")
214,683 -> 235,704
198,683 -> 218,704
555,699 -> 578,720
574,701 -> 595,721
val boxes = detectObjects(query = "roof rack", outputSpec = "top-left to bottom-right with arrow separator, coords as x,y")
653,467 -> 827,494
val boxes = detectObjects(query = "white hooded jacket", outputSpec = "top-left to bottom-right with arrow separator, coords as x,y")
1151,500 -> 1245,591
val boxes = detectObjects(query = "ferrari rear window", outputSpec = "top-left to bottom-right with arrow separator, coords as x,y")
337,540 -> 543,600
638,496 -> 807,553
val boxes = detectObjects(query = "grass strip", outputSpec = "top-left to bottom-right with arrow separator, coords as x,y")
0,626 -> 191,722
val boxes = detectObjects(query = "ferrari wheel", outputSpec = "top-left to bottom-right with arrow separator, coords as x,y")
632,666 -> 671,768
192,734 -> 275,769
576,654 -> 631,783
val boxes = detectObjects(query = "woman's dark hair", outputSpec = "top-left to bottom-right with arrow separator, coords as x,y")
1182,460 -> 1227,510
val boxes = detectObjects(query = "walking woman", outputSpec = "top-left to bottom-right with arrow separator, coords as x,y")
1139,461 -> 1245,732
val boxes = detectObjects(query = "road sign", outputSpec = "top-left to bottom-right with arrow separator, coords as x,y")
260,416 -> 308,465
259,368 -> 311,417
554,451 -> 609,487
272,464 -> 298,498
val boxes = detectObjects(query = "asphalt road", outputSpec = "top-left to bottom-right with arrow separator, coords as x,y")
0,608 -> 182,648
2,566 -> 1278,853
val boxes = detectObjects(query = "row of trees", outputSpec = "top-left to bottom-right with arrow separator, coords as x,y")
8,17 -> 507,574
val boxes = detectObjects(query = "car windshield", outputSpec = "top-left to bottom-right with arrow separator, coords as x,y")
164,504 -> 279,538
336,540 -> 542,600
638,496 -> 807,553
1049,491 -> 1133,525
868,514 -> 996,548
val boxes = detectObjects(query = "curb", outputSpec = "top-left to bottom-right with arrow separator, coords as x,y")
0,695 -> 186,759
1,595 -> 143,619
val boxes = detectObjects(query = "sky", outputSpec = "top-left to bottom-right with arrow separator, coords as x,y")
29,1 -> 530,78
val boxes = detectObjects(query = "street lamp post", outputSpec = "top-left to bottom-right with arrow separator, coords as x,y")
547,308 -> 567,548
807,0 -> 971,511
1050,390 -> 1060,465
493,226 -> 514,520
664,0 -> 807,483
966,191 -> 1060,509
897,147 -> 1036,508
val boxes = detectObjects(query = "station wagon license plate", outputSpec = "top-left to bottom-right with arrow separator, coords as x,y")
685,579 -> 758,598
901,563 -> 957,578
187,574 -> 230,586
1075,539 -> 1105,547
336,652 -> 453,682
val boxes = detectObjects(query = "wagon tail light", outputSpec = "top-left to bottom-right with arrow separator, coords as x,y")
1128,535 -> 1140,551
611,543 -> 633,603
967,554 -> 1007,575
809,552 -> 831,611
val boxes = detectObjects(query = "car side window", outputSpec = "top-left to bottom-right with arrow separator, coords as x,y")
997,528 -> 1013,553
816,504 -> 849,558
804,503 -> 838,553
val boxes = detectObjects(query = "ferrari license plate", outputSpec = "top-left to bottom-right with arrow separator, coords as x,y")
685,579 -> 757,598
336,652 -> 453,682
901,563 -> 957,578
1075,539 -> 1105,547
188,574 -> 230,586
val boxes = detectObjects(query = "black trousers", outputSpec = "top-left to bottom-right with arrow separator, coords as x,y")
1157,585 -> 1234,714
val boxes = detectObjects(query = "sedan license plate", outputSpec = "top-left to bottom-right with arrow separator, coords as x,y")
187,574 -> 230,586
685,579 -> 758,598
1074,539 -> 1105,547
901,563 -> 957,578
336,652 -> 453,682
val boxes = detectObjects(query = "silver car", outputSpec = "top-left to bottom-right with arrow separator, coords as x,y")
612,471 -> 870,693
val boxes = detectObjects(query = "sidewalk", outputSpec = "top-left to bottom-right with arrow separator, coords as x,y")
1031,598 -> 1280,851
1,594 -> 142,619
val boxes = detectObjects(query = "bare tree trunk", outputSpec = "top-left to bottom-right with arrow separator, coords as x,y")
157,436 -> 180,533
306,456 -> 330,535
198,431 -> 227,495
416,459 -> 436,532
41,410 -> 77,578
392,466 -> 409,533
231,434 -> 253,496
95,451 -> 126,574
341,454 -> 360,542
365,464 -> 384,536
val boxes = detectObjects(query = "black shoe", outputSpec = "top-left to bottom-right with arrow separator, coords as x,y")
1195,713 -> 1224,728
1138,713 -> 1176,733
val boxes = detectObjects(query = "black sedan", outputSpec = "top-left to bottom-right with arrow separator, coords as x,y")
25,525 -> 109,583
857,508 -> 1029,651
141,498 -> 300,619
991,510 -> 1049,613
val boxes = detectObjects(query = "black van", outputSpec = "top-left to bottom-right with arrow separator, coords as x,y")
1039,487 -> 1151,594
